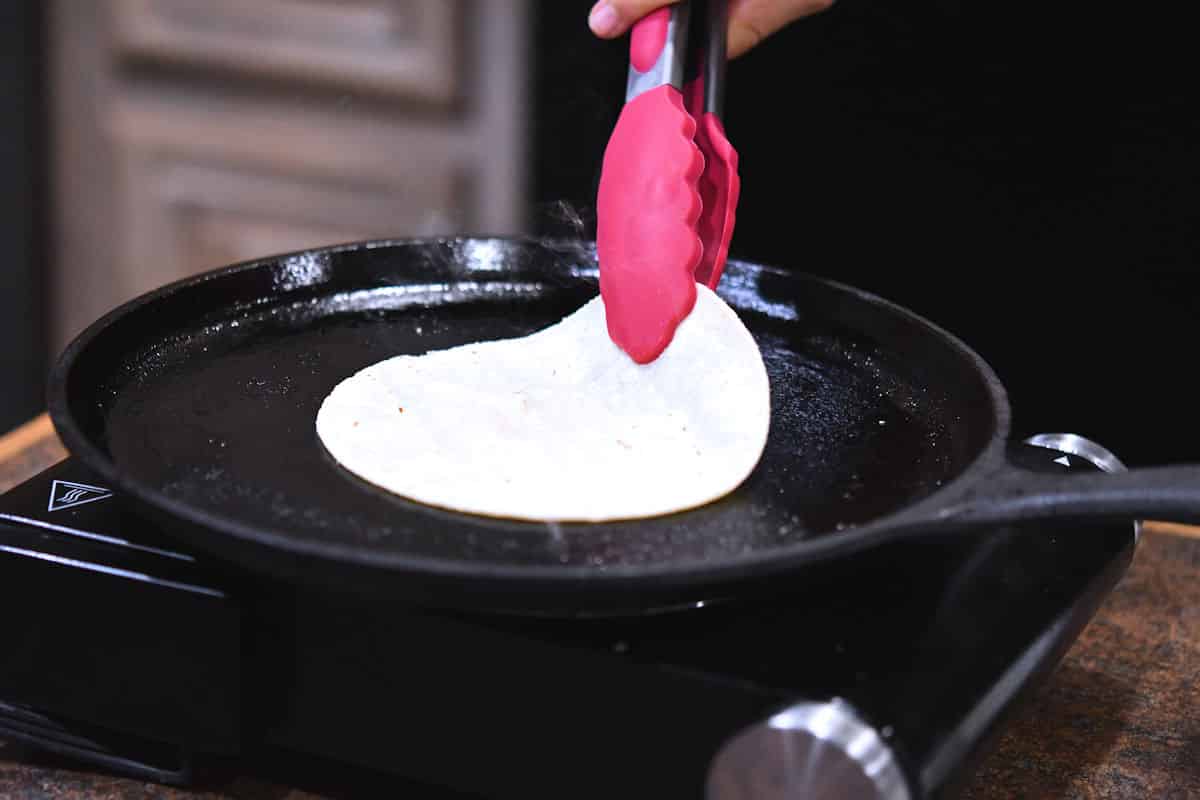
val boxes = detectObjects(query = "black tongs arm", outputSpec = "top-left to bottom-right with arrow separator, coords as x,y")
690,0 -> 729,118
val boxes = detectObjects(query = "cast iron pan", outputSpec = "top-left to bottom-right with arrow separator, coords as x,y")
47,238 -> 1200,615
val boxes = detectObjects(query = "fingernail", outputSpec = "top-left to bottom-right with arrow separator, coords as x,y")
589,2 -> 621,36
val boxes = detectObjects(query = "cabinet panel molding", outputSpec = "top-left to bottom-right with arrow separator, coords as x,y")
111,0 -> 461,103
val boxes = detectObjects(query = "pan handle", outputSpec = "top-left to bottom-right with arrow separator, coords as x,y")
927,434 -> 1200,530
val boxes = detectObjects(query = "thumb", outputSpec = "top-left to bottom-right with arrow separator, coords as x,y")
588,0 -> 677,38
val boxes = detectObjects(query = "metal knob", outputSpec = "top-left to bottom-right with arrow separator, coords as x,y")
1022,433 -> 1127,473
1023,432 -> 1141,541
706,698 -> 912,800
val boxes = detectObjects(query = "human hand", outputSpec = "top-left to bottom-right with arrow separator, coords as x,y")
588,0 -> 833,59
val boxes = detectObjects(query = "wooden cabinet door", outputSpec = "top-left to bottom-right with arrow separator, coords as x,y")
113,147 -> 467,292
49,0 -> 529,352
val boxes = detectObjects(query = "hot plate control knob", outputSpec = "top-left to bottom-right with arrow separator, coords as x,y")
1022,433 -> 1142,541
1022,433 -> 1127,474
706,698 -> 912,800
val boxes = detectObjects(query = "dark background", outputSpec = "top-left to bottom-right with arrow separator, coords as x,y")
532,0 -> 1200,467
2,1 -> 1198,468
0,2 -> 44,435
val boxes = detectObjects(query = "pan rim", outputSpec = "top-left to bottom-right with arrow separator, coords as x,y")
47,235 -> 1013,591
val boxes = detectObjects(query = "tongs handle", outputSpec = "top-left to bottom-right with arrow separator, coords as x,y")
626,2 -> 692,101
625,1 -> 729,113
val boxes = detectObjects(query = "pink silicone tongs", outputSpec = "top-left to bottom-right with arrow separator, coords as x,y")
596,0 -> 741,364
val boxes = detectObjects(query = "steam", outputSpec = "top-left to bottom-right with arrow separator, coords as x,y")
531,200 -> 599,276
536,199 -> 594,241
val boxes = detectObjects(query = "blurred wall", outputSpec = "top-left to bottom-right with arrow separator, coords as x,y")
0,1 -> 45,433
533,1 -> 1200,466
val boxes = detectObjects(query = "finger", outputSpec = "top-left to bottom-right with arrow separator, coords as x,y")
588,0 -> 677,39
727,0 -> 835,59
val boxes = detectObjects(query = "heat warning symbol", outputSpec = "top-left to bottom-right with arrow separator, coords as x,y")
47,480 -> 114,513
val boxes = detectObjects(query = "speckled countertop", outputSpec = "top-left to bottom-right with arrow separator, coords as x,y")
2,415 -> 1198,798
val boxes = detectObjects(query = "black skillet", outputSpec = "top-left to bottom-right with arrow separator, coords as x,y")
46,237 -> 1200,615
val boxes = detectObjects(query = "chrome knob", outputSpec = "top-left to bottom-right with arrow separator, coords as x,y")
1024,432 -> 1141,541
1023,433 -> 1127,473
706,698 -> 911,800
